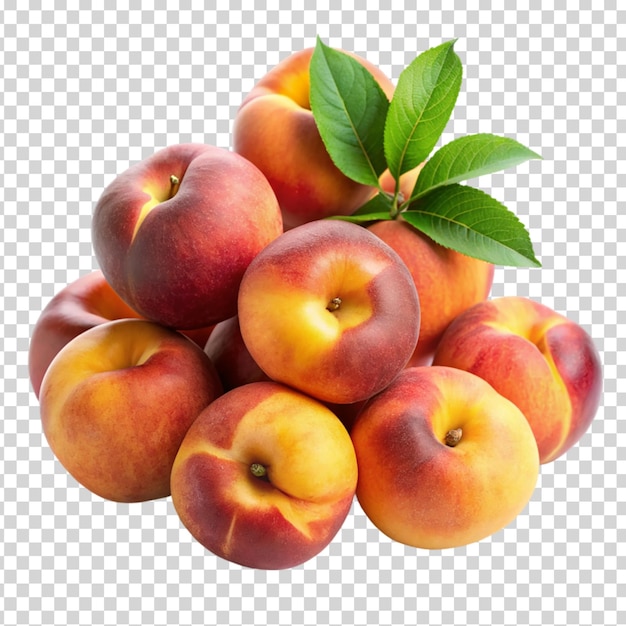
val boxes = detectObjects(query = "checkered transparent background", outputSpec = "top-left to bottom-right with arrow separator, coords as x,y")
1,2 -> 623,625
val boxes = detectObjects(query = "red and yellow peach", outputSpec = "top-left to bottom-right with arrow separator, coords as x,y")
39,319 -> 223,502
432,296 -> 603,463
233,48 -> 395,229
171,381 -> 358,569
91,143 -> 283,330
351,366 -> 540,549
237,219 -> 420,404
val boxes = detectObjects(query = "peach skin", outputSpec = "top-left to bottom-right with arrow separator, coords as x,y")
39,319 -> 223,502
204,315 -> 270,391
202,314 -> 367,430
28,270 -> 213,398
432,296 -> 603,463
232,47 -> 395,229
91,143 -> 283,329
28,270 -> 141,398
237,219 -> 420,405
367,218 -> 494,366
351,366 -> 540,550
170,381 -> 358,570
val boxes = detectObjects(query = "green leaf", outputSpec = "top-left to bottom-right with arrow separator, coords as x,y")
403,184 -> 541,267
310,38 -> 391,187
410,134 -> 543,201
329,192 -> 394,223
384,40 -> 462,179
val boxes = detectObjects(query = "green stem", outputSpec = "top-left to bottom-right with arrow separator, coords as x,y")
389,177 -> 403,219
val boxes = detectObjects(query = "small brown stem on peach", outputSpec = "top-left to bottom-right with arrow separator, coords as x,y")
169,174 -> 180,198
445,428 -> 463,447
250,462 -> 267,479
327,297 -> 342,312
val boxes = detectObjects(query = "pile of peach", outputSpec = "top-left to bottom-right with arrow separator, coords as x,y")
30,48 -> 602,570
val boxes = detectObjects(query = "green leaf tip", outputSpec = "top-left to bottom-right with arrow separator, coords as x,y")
383,40 -> 463,180
404,184 -> 541,268
410,134 -> 544,201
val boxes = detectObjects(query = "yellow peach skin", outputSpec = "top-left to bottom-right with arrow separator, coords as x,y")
351,366 -> 540,550
39,319 -> 223,502
170,381 -> 358,570
203,316 -> 364,433
237,220 -> 420,405
432,296 -> 603,463
232,47 -> 396,229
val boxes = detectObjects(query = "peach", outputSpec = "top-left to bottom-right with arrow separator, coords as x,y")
351,366 -> 540,549
39,319 -> 223,502
367,218 -> 494,365
28,270 -> 141,398
432,296 -> 603,463
204,315 -> 270,391
203,316 -> 364,432
237,219 -> 420,404
28,270 -> 213,398
91,143 -> 283,329
323,399 -> 367,434
170,381 -> 358,569
232,47 -> 395,229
